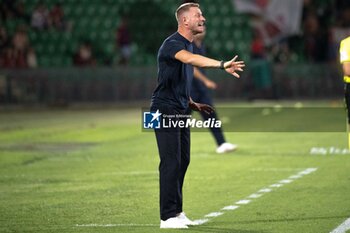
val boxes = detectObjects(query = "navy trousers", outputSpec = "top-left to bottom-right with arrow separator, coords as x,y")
151,104 -> 190,221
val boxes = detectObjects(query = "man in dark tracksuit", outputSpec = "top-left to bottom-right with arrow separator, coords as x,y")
191,30 -> 238,154
150,3 -> 245,229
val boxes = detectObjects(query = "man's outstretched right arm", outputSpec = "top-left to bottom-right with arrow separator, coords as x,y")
174,50 -> 245,78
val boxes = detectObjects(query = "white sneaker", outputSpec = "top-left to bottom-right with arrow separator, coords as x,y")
216,142 -> 238,154
177,212 -> 198,226
160,217 -> 188,229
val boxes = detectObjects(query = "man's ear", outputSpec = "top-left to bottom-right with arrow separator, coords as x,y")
182,16 -> 189,26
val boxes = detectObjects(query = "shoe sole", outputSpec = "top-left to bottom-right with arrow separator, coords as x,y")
216,147 -> 238,154
160,226 -> 188,229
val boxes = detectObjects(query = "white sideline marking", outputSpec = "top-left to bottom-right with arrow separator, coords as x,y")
279,179 -> 293,184
205,212 -> 224,217
193,219 -> 209,225
248,193 -> 263,199
258,188 -> 272,193
270,183 -> 284,188
236,199 -> 251,205
222,205 -> 239,211
330,217 -> 350,233
298,168 -> 317,175
289,175 -> 303,179
193,168 -> 318,225
251,168 -> 302,172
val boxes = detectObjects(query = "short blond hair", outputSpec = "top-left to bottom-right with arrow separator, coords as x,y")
175,3 -> 200,22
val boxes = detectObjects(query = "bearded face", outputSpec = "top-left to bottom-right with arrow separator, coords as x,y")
184,7 -> 206,35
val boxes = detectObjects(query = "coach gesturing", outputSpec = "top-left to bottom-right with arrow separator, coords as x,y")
150,2 -> 245,229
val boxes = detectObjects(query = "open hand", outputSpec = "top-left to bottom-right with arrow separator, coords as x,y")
224,55 -> 245,78
189,101 -> 214,115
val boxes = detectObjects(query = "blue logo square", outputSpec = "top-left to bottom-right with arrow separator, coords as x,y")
143,110 -> 161,129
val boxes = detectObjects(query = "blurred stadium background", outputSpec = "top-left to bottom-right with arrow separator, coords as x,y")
0,0 -> 349,105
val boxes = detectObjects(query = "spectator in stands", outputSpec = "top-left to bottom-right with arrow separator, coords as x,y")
0,25 -> 37,69
12,47 -> 27,68
270,39 -> 291,64
11,26 -> 30,68
0,46 -> 28,68
12,25 -> 29,53
0,2 -> 10,21
49,3 -> 67,31
73,42 -> 96,66
27,47 -> 37,68
0,27 -> 15,68
338,7 -> 350,27
15,1 -> 30,23
303,13 -> 329,62
116,16 -> 132,65
335,0 -> 350,27
249,28 -> 273,99
0,0 -> 29,22
0,26 -> 10,50
31,1 -> 49,30
0,47 -> 16,68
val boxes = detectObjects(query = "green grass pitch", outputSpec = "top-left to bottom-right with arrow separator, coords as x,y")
0,101 -> 350,233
